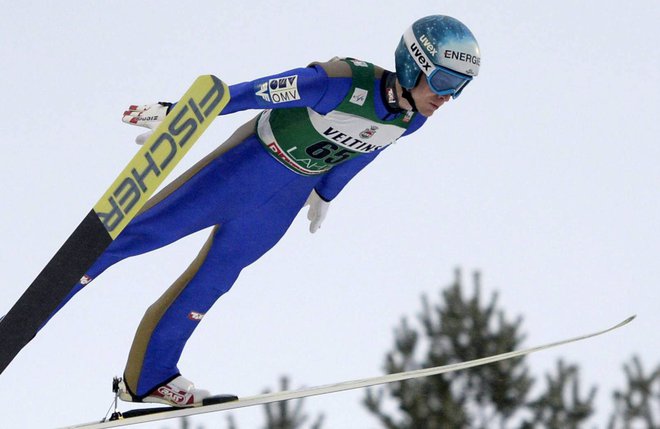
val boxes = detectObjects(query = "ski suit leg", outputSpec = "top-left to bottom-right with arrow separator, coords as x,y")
124,167 -> 317,397
48,118 -> 264,318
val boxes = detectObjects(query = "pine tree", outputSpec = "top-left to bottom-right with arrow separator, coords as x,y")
364,269 -> 596,429
608,355 -> 660,429
521,360 -> 596,429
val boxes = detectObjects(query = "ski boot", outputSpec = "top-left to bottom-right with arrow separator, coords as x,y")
115,375 -> 211,406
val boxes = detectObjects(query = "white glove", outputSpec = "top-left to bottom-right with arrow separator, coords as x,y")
121,102 -> 172,145
305,190 -> 330,234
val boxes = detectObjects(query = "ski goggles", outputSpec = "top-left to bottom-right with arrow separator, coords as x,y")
426,65 -> 472,98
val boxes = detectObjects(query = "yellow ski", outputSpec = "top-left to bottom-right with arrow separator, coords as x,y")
0,75 -> 229,374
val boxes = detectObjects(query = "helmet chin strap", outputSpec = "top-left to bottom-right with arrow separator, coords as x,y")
385,71 -> 418,113
401,87 -> 418,112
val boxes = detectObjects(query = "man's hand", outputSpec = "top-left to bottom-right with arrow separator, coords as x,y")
305,190 -> 330,234
122,102 -> 172,145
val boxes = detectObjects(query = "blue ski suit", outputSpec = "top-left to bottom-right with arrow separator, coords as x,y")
58,58 -> 427,398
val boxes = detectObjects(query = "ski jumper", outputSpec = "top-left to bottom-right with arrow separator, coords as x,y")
55,58 -> 427,398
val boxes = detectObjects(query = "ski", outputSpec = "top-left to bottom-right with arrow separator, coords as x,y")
0,75 -> 230,375
60,315 -> 635,429
115,397 -> 238,419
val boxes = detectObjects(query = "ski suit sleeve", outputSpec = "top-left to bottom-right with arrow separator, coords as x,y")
220,65 -> 332,114
313,149 -> 381,202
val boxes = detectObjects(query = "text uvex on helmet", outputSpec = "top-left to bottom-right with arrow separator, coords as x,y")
395,15 -> 481,98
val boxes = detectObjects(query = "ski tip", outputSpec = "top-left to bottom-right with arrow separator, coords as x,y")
616,315 -> 636,328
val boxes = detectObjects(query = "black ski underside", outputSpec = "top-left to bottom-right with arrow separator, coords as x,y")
0,210 -> 112,372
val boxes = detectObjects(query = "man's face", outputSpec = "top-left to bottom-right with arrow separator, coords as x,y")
410,77 -> 452,117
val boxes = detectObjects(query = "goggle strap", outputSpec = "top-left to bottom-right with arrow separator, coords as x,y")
403,26 -> 435,77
